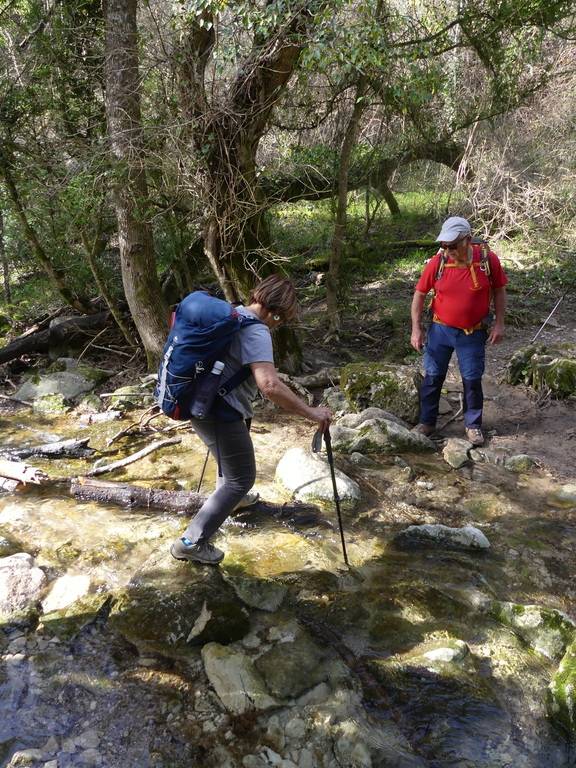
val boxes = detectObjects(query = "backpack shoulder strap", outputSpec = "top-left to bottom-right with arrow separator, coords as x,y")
434,249 -> 448,281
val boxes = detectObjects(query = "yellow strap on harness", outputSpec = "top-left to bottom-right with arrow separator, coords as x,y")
433,315 -> 485,335
442,261 -> 481,289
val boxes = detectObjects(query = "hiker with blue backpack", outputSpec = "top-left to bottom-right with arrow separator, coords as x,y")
410,216 -> 508,446
161,275 -> 332,565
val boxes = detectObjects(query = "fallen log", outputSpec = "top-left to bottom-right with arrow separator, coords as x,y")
0,311 -> 110,365
0,458 -> 49,486
1,437 -> 94,460
70,477 -> 330,528
86,437 -> 181,476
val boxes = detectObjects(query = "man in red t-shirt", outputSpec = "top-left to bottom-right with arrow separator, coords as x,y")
410,216 -> 508,446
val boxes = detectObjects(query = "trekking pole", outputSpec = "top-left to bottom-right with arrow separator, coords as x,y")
196,449 -> 210,494
531,294 -> 565,343
312,427 -> 349,567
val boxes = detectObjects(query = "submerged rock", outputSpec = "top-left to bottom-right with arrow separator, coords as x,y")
275,447 -> 361,509
0,552 -> 46,625
201,643 -> 279,714
254,629 -> 331,699
491,602 -> 575,660
394,524 -> 490,551
340,362 -> 421,422
109,549 -> 250,656
221,570 -> 287,613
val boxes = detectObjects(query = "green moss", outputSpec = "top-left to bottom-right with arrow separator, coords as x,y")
491,602 -> 576,660
38,593 -> 110,640
340,362 -> 420,422
548,641 -> 576,735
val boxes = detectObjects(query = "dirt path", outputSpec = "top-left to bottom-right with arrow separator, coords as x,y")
441,302 -> 576,481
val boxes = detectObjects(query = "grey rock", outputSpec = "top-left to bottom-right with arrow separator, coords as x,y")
0,553 -> 47,623
442,438 -> 472,468
16,370 -> 103,403
394,524 -> 490,551
202,643 -> 279,714
331,413 -> 435,455
275,447 -> 361,509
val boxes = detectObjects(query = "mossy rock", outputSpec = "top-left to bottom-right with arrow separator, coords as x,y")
32,393 -> 68,416
108,385 -> 154,412
548,641 -> 576,736
38,593 -> 110,640
506,343 -> 576,398
109,549 -> 250,657
491,601 -> 575,660
340,362 -> 421,423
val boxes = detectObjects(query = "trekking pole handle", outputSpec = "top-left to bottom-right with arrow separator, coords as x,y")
311,427 -> 324,453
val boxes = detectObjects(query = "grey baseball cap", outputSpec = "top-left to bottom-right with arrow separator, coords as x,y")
436,216 -> 472,242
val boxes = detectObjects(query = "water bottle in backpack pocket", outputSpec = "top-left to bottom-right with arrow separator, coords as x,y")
189,360 -> 225,419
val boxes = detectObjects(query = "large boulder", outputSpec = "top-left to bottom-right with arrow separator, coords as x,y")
340,363 -> 421,422
109,549 -> 250,657
331,410 -> 434,455
275,447 -> 361,509
0,552 -> 47,625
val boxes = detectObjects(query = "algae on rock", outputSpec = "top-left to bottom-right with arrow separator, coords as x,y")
340,363 -> 421,423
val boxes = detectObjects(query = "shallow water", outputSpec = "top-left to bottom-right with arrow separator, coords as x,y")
1,406 -> 576,767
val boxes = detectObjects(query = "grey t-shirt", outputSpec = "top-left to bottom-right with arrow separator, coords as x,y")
220,306 -> 274,418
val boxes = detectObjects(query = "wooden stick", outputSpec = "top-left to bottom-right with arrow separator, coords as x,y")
0,393 -> 33,407
85,437 -> 181,476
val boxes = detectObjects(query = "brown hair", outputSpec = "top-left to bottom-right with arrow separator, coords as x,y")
249,274 -> 299,322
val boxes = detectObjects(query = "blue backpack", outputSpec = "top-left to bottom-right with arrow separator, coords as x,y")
155,291 -> 262,420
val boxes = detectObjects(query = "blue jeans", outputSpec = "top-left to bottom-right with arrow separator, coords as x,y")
420,322 -> 487,429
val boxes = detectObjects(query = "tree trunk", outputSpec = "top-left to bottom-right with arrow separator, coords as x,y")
0,312 -> 110,364
0,207 -> 9,302
0,159 -> 93,313
104,0 -> 168,369
326,79 -> 368,336
81,224 -> 137,348
379,178 -> 401,217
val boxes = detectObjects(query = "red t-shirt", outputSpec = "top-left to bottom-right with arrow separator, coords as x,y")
415,245 -> 508,329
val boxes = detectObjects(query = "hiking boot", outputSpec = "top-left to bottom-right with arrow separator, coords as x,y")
234,491 -> 260,510
465,427 -> 484,446
412,423 -> 435,437
170,537 -> 224,565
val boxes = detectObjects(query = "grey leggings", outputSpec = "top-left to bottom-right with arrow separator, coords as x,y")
183,418 -> 256,544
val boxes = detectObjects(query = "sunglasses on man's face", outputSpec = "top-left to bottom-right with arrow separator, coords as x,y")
442,236 -> 467,250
